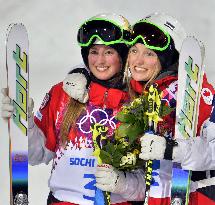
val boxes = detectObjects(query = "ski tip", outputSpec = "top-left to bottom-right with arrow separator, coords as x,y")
5,23 -> 29,50
179,36 -> 205,60
6,23 -> 28,39
184,36 -> 205,55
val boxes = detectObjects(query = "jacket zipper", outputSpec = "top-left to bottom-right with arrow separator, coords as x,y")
103,90 -> 108,109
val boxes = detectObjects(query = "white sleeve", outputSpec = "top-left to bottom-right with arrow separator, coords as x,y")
173,120 -> 215,171
28,116 -> 55,166
112,168 -> 146,201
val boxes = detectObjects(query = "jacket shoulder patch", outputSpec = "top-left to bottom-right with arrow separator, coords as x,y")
201,88 -> 213,105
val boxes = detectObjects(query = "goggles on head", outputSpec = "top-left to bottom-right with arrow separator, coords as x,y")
77,18 -> 131,47
128,20 -> 171,51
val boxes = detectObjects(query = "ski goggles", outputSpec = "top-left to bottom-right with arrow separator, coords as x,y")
128,20 -> 171,51
77,18 -> 131,47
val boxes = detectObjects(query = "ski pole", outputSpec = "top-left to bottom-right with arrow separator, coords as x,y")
144,84 -> 162,205
143,84 -> 156,205
91,123 -> 111,205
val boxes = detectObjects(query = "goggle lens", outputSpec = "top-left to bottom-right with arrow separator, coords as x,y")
77,20 -> 128,46
130,21 -> 170,51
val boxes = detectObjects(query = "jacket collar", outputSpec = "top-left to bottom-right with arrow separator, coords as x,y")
130,75 -> 178,95
89,82 -> 129,109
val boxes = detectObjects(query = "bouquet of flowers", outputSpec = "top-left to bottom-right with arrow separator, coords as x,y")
97,87 -> 174,171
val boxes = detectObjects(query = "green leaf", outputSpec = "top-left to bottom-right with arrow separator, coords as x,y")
160,103 -> 175,117
116,111 -> 136,123
112,150 -> 124,168
116,123 -> 132,138
126,123 -> 145,143
100,150 -> 112,164
102,141 -> 115,155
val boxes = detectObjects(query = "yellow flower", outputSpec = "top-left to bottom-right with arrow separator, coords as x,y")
131,97 -> 142,107
119,138 -> 129,148
120,152 -> 137,167
133,149 -> 140,155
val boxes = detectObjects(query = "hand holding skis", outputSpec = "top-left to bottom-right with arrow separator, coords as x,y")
1,88 -> 34,121
1,88 -> 14,119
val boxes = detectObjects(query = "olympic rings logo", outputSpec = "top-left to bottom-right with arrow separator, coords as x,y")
76,108 -> 116,134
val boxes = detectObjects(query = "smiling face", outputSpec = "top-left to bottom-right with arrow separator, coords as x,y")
128,43 -> 161,82
88,45 -> 122,80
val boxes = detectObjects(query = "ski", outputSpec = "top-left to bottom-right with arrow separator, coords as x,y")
6,23 -> 29,205
171,37 -> 205,205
